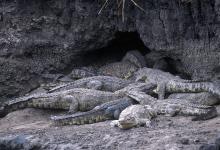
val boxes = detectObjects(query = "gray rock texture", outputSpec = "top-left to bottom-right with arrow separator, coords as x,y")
0,0 -> 219,99
136,0 -> 220,80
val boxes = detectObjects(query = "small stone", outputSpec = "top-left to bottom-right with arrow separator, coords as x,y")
194,138 -> 200,143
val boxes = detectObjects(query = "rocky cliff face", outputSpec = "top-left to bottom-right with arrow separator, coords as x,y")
0,0 -> 219,99
136,0 -> 220,79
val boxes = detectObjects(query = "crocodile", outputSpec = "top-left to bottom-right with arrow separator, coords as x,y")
168,92 -> 219,106
69,50 -> 146,80
0,81 -> 157,118
135,67 -> 220,99
98,62 -> 138,79
114,82 -> 156,96
51,97 -> 138,126
126,90 -> 218,121
0,88 -> 122,118
48,76 -> 134,93
40,82 -> 68,91
111,104 -> 157,129
98,50 -> 146,79
69,67 -> 97,79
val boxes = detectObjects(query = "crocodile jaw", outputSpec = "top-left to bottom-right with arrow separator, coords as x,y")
118,118 -> 137,129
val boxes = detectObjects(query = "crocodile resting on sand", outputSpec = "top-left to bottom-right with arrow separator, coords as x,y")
70,67 -> 97,79
0,82 -> 156,118
0,88 -> 123,118
51,83 -> 217,127
168,92 -> 219,106
98,50 -> 146,79
111,104 -> 157,129
135,67 -> 220,99
69,50 -> 146,80
126,91 -> 218,121
111,92 -> 219,130
51,97 -> 138,126
48,76 -> 133,93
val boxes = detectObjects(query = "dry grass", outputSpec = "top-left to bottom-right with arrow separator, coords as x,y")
98,0 -> 145,22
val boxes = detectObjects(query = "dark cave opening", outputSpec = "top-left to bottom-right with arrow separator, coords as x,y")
79,31 -> 150,67
64,31 -> 189,79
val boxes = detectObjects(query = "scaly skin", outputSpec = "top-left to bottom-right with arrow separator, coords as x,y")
70,50 -> 146,80
126,90 -> 218,121
168,92 -> 219,106
0,82 -> 156,118
48,76 -> 133,93
70,67 -> 97,79
0,88 -> 122,118
135,67 -> 220,99
98,50 -> 146,79
114,82 -> 156,96
111,104 -> 157,129
51,97 -> 138,126
98,62 -> 138,79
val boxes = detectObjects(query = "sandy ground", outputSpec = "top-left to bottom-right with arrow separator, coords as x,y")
0,106 -> 219,150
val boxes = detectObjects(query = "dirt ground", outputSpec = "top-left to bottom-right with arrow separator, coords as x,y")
0,106 -> 219,150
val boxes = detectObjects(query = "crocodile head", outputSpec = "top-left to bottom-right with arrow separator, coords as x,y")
117,116 -> 137,129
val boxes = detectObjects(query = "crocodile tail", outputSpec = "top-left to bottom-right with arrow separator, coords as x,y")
185,102 -> 213,109
180,82 -> 220,98
51,109 -> 109,126
1,96 -> 34,116
48,82 -> 74,93
192,106 -> 218,121
204,82 -> 220,99
177,79 -> 210,83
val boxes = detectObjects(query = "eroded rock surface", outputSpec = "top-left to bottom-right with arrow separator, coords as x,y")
0,0 -> 219,99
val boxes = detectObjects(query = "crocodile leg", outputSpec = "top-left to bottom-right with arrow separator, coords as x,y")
1,94 -> 78,118
63,95 -> 79,114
